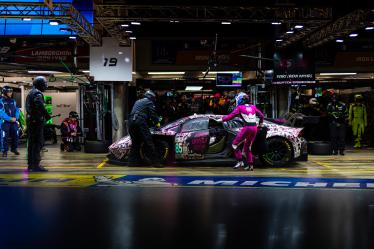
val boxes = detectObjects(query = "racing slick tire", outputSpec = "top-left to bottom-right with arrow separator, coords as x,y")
140,140 -> 170,165
84,140 -> 109,153
259,137 -> 293,167
308,141 -> 331,155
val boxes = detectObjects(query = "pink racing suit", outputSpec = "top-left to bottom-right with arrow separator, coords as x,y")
222,104 -> 264,165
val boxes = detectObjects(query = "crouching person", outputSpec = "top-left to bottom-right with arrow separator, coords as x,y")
60,111 -> 82,152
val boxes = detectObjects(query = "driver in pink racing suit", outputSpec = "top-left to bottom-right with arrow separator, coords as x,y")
221,94 -> 264,171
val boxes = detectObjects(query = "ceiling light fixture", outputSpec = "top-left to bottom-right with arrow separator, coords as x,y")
286,30 -> 294,34
365,26 -> 374,30
49,20 -> 60,26
148,72 -> 185,75
202,71 -> 240,74
271,22 -> 282,25
121,24 -> 129,27
349,33 -> 358,37
28,70 -> 61,74
125,30 -> 133,33
320,72 -> 357,76
276,39 -> 283,42
131,22 -> 141,25
22,18 -> 31,21
69,36 -> 77,40
129,37 -> 136,40
295,25 -> 304,29
221,21 -> 231,25
185,86 -> 203,91
336,39 -> 344,43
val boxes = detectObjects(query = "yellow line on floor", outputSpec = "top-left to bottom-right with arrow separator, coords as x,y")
97,159 -> 108,169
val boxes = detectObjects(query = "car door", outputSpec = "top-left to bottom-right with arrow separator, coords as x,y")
175,117 -> 210,160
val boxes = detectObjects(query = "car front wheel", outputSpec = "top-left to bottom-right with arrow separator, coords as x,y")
259,137 -> 293,167
140,140 -> 170,164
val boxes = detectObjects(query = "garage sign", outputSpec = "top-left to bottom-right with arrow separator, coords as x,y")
90,37 -> 133,81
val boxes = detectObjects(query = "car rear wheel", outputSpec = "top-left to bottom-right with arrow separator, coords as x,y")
260,137 -> 293,167
140,140 -> 170,164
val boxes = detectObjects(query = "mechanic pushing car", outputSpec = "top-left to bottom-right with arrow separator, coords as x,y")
221,93 -> 264,171
128,90 -> 163,167
1,86 -> 20,157
26,76 -> 50,172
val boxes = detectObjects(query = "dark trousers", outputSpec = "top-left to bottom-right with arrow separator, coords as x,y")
2,122 -> 18,152
128,118 -> 159,165
27,121 -> 44,168
329,122 -> 346,152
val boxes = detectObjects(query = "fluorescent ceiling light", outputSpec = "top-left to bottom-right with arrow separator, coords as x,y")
271,22 -> 282,25
221,21 -> 231,25
336,39 -> 344,43
125,30 -> 133,33
148,72 -> 185,75
202,71 -> 240,74
320,73 -> 357,76
185,86 -> 203,91
121,24 -> 129,27
131,22 -> 141,25
69,36 -> 77,40
49,20 -> 60,26
129,37 -> 136,40
22,18 -> 31,21
28,71 -> 61,74
276,39 -> 283,42
286,30 -> 294,34
349,33 -> 358,37
365,26 -> 374,30
295,25 -> 304,29
81,70 -> 90,73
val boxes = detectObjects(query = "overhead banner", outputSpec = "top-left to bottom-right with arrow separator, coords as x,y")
90,37 -> 133,82
272,51 -> 315,84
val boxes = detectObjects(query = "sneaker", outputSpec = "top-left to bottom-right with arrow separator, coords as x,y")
244,165 -> 254,171
11,150 -> 20,155
233,161 -> 244,169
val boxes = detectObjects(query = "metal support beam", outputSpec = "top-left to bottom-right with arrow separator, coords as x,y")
0,2 -> 101,46
304,9 -> 372,48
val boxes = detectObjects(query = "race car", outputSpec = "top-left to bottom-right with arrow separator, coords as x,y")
108,114 -> 308,167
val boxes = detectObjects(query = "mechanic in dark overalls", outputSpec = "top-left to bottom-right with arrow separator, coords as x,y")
0,86 -> 19,157
26,76 -> 50,172
326,93 -> 347,155
128,90 -> 162,167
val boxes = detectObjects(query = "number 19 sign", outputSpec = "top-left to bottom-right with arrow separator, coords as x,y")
90,37 -> 133,81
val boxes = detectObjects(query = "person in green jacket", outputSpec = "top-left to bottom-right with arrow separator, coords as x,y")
349,94 -> 367,148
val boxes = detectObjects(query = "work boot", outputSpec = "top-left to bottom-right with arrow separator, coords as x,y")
30,166 -> 48,172
11,150 -> 20,155
2,152 -> 7,158
233,161 -> 244,169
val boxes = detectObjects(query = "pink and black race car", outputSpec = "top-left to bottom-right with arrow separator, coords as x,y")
108,114 -> 308,167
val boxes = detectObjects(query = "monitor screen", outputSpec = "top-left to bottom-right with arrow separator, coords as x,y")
216,72 -> 242,87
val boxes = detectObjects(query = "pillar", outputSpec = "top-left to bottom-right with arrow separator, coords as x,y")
112,82 -> 127,142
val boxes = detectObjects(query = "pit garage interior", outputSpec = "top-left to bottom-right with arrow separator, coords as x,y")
0,1 -> 374,249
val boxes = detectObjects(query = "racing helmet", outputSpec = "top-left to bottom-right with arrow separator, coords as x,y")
1,86 -> 13,95
354,94 -> 363,102
69,111 -> 79,119
33,76 -> 48,92
235,92 -> 247,106
236,93 -> 250,106
144,90 -> 156,102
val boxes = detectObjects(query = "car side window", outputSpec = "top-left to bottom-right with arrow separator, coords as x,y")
181,118 -> 209,132
224,118 -> 244,129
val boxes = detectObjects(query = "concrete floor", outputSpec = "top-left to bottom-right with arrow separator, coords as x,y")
0,145 -> 373,249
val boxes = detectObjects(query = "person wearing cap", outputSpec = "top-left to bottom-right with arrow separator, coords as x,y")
26,76 -> 50,172
1,86 -> 20,157
349,94 -> 367,148
60,111 -> 82,152
0,87 -> 17,154
128,90 -> 162,167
